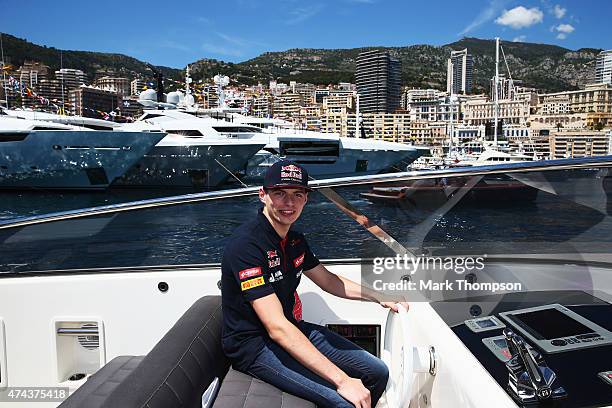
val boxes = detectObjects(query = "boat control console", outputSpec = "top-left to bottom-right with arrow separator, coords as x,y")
432,291 -> 612,407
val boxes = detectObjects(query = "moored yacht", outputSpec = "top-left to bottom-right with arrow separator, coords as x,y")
112,109 -> 267,188
0,114 -> 165,190
0,156 -> 611,407
132,106 -> 428,182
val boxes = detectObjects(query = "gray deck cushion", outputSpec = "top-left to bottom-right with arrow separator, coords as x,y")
58,295 -> 315,408
58,356 -> 144,408
212,368 -> 316,408
99,295 -> 230,408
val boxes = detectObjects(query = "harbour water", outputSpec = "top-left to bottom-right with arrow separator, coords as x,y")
1,169 -> 611,274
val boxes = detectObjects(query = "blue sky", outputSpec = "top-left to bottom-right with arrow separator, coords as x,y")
1,0 -> 610,68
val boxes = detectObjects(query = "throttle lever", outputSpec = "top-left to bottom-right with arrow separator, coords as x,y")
503,330 -> 566,404
510,335 -> 550,399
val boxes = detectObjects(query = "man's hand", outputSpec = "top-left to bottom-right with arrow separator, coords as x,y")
337,376 -> 371,408
380,301 -> 410,313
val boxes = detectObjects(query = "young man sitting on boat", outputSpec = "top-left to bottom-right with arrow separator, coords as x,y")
221,160 -> 408,408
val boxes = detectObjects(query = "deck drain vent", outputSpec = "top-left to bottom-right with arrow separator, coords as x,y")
77,323 -> 99,350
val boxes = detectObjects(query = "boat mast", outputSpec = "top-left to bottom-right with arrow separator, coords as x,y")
0,33 -> 8,109
494,37 -> 500,146
60,50 -> 65,114
355,93 -> 361,138
448,94 -> 454,158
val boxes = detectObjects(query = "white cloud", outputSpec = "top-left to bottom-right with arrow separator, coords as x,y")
460,0 -> 508,35
552,23 -> 574,40
512,35 -> 527,42
553,4 -> 566,19
495,6 -> 544,29
554,23 -> 574,33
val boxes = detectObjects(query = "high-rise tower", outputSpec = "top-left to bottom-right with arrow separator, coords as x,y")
447,49 -> 473,95
595,50 -> 612,85
355,50 -> 401,113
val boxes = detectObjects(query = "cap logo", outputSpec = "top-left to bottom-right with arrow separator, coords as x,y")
281,164 -> 303,182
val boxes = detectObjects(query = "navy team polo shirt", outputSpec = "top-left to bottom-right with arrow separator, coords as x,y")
221,208 -> 320,371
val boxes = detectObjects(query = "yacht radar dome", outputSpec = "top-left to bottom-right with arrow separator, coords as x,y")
166,91 -> 184,105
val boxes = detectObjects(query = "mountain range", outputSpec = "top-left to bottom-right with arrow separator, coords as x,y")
1,33 -> 601,94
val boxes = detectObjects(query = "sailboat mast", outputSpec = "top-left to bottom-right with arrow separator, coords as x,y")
0,33 -> 8,109
60,51 -> 65,113
494,37 -> 499,146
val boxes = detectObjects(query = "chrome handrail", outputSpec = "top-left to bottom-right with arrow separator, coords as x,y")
57,328 -> 98,336
1,155 -> 611,231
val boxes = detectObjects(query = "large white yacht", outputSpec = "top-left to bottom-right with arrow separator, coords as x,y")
114,109 -> 267,188
1,156 -> 611,407
152,108 -> 428,180
227,112 -> 429,179
0,112 -> 165,190
2,109 -> 120,131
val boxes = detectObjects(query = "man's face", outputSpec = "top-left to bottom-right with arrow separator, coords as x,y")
260,187 -> 308,227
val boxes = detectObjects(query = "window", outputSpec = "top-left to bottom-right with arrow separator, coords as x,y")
167,130 -> 203,136
212,127 -> 262,133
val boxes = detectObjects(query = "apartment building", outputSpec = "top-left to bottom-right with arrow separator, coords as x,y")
447,49 -> 473,95
532,83 -> 612,129
18,61 -> 49,88
130,79 -> 146,96
322,94 -> 354,114
94,76 -> 129,95
462,96 -> 531,126
549,131 -> 611,158
69,85 -> 121,119
249,95 -> 272,118
356,50 -> 401,113
272,93 -> 302,119
408,94 -> 460,122
321,112 -> 411,142
55,69 -> 86,91
595,50 -> 612,85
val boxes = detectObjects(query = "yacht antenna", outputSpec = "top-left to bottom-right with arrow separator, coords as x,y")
213,74 -> 229,109
184,65 -> 191,96
494,37 -> 500,146
0,33 -> 8,109
183,64 -> 194,109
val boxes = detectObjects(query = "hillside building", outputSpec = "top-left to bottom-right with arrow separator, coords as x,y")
447,49 -> 473,95
69,85 -> 121,119
355,50 -> 401,113
55,69 -> 86,91
94,76 -> 129,95
595,50 -> 612,85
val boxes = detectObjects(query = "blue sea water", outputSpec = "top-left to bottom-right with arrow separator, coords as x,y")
1,173 -> 611,274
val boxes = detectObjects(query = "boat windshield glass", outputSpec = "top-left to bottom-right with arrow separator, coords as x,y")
0,161 -> 611,275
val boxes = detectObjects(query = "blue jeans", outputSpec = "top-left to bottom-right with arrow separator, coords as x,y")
243,321 -> 389,408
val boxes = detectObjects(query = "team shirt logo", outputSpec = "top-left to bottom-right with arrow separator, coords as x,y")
241,276 -> 265,291
269,270 -> 284,283
293,253 -> 305,268
281,164 -> 303,182
267,250 -> 281,268
239,266 -> 262,280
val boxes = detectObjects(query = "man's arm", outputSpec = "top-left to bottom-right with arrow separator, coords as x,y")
251,293 -> 371,408
304,263 -> 408,312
